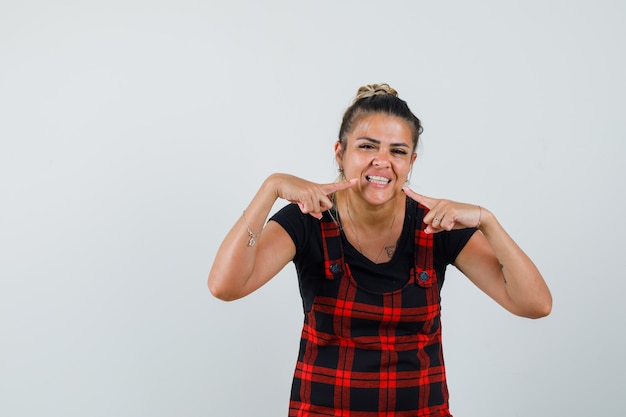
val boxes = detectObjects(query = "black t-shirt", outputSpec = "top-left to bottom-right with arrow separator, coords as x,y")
270,197 -> 476,310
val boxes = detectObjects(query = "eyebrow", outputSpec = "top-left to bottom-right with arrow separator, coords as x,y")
356,137 -> 411,148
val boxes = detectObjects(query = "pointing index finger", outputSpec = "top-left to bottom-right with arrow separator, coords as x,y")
402,185 -> 434,209
324,178 -> 358,193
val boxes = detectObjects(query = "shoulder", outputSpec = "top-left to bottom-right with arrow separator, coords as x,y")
269,203 -> 307,238
269,203 -> 320,255
435,228 -> 478,266
271,202 -> 303,223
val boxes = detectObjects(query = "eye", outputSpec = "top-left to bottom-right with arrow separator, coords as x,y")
358,143 -> 376,150
392,148 -> 408,155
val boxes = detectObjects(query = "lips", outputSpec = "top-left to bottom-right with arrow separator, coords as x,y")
366,175 -> 391,185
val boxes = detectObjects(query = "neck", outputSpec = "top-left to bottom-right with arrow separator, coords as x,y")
337,191 -> 403,264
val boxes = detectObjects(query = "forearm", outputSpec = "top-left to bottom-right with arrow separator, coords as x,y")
479,209 -> 552,318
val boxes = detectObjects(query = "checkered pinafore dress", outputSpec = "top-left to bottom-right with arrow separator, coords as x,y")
289,203 -> 451,417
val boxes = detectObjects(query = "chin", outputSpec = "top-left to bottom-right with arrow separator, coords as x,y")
362,189 -> 399,205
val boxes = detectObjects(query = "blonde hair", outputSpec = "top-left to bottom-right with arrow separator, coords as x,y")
352,83 -> 398,104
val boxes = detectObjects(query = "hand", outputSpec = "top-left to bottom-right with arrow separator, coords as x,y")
271,174 -> 357,219
402,185 -> 482,233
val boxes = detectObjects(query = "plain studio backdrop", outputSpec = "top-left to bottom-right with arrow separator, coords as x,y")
1,1 -> 625,416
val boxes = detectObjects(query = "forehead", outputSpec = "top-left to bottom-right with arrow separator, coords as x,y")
348,113 -> 413,145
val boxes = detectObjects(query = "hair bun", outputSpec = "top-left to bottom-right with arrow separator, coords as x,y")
353,83 -> 398,103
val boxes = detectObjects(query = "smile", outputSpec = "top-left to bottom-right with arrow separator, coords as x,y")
366,175 -> 391,185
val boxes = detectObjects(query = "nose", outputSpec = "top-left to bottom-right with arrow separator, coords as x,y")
372,151 -> 390,168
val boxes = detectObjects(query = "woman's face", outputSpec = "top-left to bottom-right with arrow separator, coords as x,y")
335,113 -> 417,206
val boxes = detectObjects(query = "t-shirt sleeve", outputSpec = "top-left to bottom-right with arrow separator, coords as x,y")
269,203 -> 312,260
434,227 -> 477,267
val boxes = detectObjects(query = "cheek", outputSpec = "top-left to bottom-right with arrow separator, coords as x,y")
392,158 -> 412,171
342,153 -> 366,169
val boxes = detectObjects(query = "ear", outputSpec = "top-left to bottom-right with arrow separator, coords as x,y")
334,141 -> 344,167
407,152 -> 418,179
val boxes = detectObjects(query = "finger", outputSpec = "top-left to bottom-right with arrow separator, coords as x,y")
431,208 -> 457,231
296,178 -> 356,219
440,216 -> 456,231
402,185 -> 436,209
429,214 -> 447,232
322,178 -> 358,194
298,198 -> 331,220
297,201 -> 323,220
297,199 -> 320,214
425,212 -> 453,234
424,225 -> 441,234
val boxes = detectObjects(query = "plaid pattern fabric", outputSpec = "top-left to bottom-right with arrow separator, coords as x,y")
289,204 -> 451,417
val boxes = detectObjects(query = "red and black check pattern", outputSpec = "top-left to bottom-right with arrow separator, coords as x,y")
289,204 -> 451,416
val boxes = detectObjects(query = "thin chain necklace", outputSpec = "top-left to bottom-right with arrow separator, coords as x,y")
346,203 -> 397,264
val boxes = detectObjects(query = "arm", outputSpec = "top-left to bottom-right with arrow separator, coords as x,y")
454,210 -> 552,318
208,173 -> 356,301
403,187 -> 552,319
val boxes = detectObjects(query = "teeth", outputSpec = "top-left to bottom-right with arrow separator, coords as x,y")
367,175 -> 390,185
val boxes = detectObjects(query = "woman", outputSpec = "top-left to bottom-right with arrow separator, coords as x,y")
208,84 -> 552,416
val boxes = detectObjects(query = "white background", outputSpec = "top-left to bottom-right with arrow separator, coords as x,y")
1,1 -> 625,416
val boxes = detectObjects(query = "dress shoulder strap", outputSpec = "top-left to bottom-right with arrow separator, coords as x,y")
320,210 -> 347,280
412,201 -> 437,287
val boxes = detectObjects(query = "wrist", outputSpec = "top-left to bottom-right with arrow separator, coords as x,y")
476,207 -> 496,232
